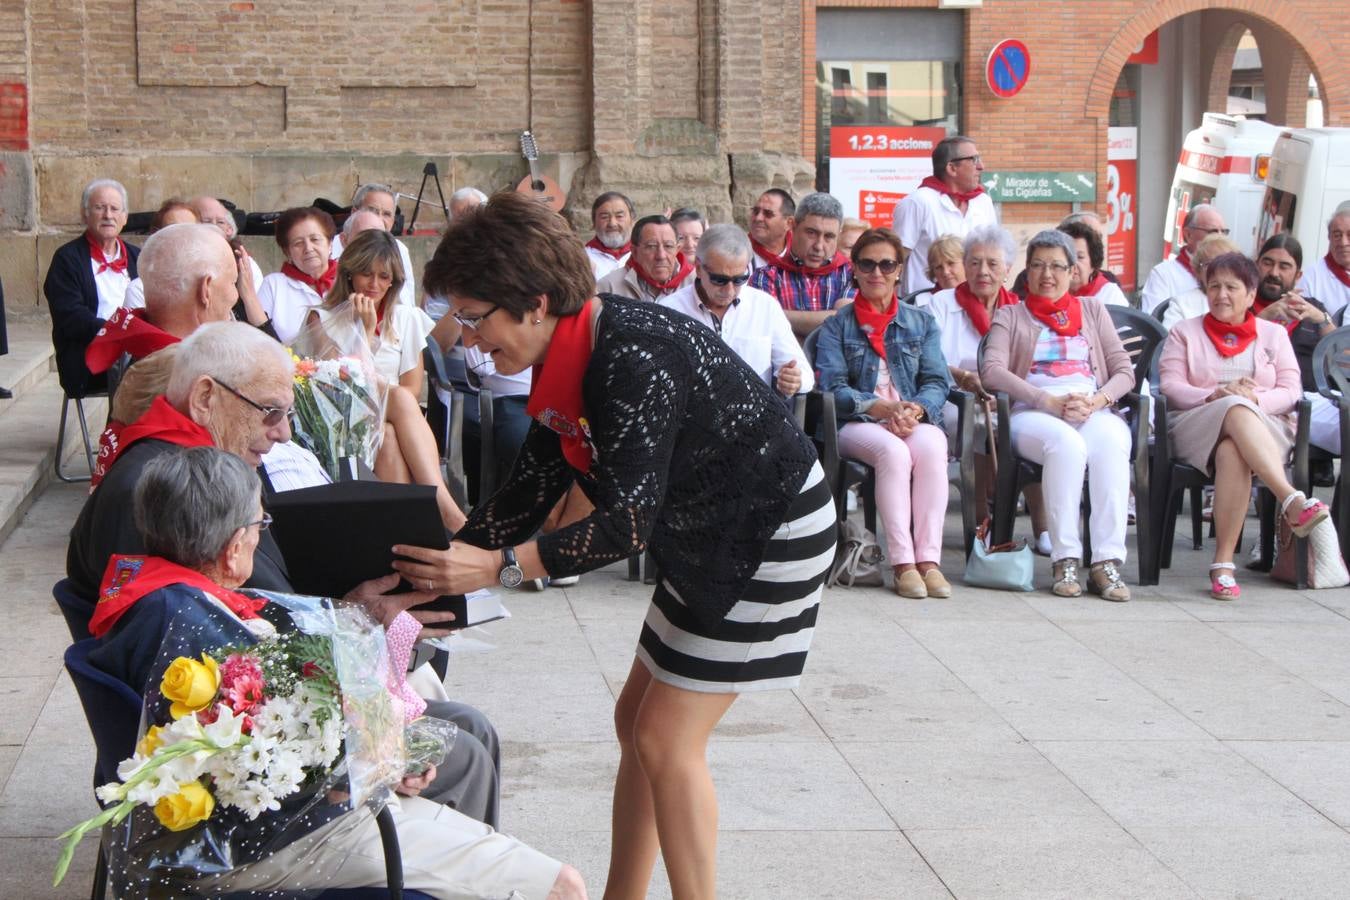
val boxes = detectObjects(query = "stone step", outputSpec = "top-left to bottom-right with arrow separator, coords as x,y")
0,320 -> 57,412
0,354 -> 106,547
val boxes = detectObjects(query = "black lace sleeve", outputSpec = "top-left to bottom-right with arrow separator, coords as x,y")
534,332 -> 692,577
453,420 -> 575,551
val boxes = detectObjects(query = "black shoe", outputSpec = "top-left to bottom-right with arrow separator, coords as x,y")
0,386 -> 11,400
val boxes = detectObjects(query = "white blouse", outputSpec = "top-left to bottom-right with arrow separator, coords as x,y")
258,272 -> 324,344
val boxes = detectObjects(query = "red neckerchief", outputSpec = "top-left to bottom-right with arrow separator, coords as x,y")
626,253 -> 694,294
1025,292 -> 1083,337
954,281 -> 1018,337
773,250 -> 848,278
91,554 -> 267,639
1072,271 -> 1112,298
919,175 -> 985,205
1326,251 -> 1350,289
527,299 -> 599,474
1175,247 -> 1195,277
1252,296 -> 1300,334
86,307 -> 179,374
1203,310 -> 1258,358
585,236 -> 631,260
851,293 -> 897,358
281,259 -> 338,298
750,234 -> 788,264
91,395 -> 214,490
86,233 -> 129,276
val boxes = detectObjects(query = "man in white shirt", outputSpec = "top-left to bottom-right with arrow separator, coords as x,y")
893,135 -> 998,294
584,191 -> 634,278
1296,204 -> 1350,319
1139,203 -> 1227,314
658,223 -> 812,398
748,189 -> 795,270
330,183 -> 417,307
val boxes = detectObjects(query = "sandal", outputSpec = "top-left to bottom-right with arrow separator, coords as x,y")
1209,563 -> 1241,600
1051,558 -> 1082,597
1088,559 -> 1131,602
1281,491 -> 1330,538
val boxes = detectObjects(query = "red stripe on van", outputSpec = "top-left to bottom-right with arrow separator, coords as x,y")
1220,155 -> 1252,174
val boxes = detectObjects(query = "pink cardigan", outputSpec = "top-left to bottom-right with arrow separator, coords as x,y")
1158,316 -> 1301,414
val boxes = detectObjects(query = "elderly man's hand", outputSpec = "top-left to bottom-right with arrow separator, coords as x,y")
342,573 -> 458,635
396,764 -> 437,798
775,360 -> 802,397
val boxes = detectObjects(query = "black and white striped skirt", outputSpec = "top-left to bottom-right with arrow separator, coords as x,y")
635,462 -> 836,693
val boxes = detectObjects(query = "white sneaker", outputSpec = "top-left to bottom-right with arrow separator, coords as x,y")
1033,531 -> 1052,557
550,575 -> 580,587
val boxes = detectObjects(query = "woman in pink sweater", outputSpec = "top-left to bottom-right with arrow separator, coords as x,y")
1158,252 -> 1330,599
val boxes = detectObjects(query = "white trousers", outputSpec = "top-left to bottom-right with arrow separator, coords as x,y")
1308,391 -> 1341,454
1010,408 -> 1131,564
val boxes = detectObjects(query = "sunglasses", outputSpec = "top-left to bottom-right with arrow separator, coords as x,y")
704,271 -> 751,287
213,378 -> 289,427
854,258 -> 900,275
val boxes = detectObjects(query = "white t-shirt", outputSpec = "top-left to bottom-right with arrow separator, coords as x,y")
1139,256 -> 1198,315
464,345 -> 532,398
331,232 -> 417,308
657,283 -> 814,393
1160,287 -> 1208,331
258,272 -> 324,344
1080,280 -> 1128,308
91,243 -> 131,319
1297,256 -> 1350,318
893,186 -> 998,295
926,288 -> 981,372
123,257 -> 264,311
315,303 -> 434,385
586,245 -> 629,280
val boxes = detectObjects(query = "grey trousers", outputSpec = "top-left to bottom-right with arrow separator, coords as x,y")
422,699 -> 501,829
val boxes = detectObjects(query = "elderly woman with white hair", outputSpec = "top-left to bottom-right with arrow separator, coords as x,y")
43,178 -> 141,396
980,229 -> 1136,601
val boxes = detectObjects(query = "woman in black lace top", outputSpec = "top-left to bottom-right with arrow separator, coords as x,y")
393,192 -> 836,899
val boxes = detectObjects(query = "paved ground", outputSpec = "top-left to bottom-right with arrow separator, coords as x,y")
8,481 -> 1350,898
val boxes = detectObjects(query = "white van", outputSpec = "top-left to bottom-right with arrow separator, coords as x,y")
1162,112 -> 1284,258
1257,128 -> 1350,259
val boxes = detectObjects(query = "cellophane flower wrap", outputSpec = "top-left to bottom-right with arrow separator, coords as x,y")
287,304 -> 387,483
55,594 -> 409,898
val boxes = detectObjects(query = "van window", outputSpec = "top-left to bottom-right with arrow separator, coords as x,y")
1258,187 -> 1297,247
1165,181 -> 1217,248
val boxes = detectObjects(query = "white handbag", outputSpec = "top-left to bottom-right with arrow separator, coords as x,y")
828,518 -> 886,587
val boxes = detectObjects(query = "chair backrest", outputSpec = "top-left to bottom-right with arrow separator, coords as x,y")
53,577 -> 95,642
64,638 -> 143,786
899,286 -> 935,305
1151,297 -> 1172,324
1312,325 -> 1350,400
1106,304 -> 1168,390
802,324 -> 823,372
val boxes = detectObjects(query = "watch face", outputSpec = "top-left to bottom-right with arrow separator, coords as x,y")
499,565 -> 525,589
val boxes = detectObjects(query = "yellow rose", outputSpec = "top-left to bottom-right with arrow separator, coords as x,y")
136,724 -> 166,757
153,781 -> 215,832
161,654 -> 220,719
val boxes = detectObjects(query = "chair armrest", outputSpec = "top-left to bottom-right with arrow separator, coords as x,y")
1293,395 -> 1313,495
947,388 -> 975,459
375,804 -> 405,898
478,387 -> 496,501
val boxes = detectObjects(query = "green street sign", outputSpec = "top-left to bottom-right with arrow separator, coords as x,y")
980,171 -> 1097,203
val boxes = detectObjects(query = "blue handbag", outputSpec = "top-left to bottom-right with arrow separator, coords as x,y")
963,518 -> 1035,592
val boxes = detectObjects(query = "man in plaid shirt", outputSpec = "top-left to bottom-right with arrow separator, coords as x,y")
749,192 -> 852,339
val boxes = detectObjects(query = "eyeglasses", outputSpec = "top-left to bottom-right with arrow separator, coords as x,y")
639,242 -> 680,254
950,154 -> 982,166
1027,261 -> 1072,274
213,378 -> 289,427
704,270 -> 751,287
854,258 -> 900,275
1188,226 -> 1231,236
242,512 -> 273,532
452,306 -> 500,330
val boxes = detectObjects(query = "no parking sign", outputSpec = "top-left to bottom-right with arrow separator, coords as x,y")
986,39 -> 1030,99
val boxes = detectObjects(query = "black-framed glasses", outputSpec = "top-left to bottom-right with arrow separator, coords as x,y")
855,258 -> 900,275
950,154 -> 982,166
452,306 -> 500,330
213,378 -> 289,426
242,512 -> 273,532
704,270 -> 751,287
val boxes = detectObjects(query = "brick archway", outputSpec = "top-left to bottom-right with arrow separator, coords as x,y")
1084,0 -> 1344,125
1203,23 -> 1248,115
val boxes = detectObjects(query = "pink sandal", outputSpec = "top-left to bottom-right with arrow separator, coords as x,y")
1281,491 -> 1330,538
1209,564 -> 1240,600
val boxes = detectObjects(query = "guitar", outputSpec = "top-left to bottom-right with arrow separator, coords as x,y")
515,131 -> 565,212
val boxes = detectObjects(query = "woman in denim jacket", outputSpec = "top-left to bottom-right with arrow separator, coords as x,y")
815,228 -> 953,598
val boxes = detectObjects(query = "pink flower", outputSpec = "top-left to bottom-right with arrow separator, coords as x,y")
302,661 -> 325,679
196,704 -> 220,726
294,358 -> 318,378
225,671 -> 265,716
220,653 -> 264,691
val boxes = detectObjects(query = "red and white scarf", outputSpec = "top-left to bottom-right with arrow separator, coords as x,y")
87,233 -> 129,276
1025,292 -> 1083,337
954,282 -> 1018,337
851,293 -> 897,358
1072,270 -> 1112,298
1325,251 -> 1350,289
585,236 -> 631,260
773,250 -> 848,278
919,175 -> 985,206
91,554 -> 267,638
750,234 -> 788,265
85,307 -> 179,374
626,253 -> 694,295
281,259 -> 339,299
1202,310 -> 1258,358
527,299 -> 599,475
90,395 -> 214,490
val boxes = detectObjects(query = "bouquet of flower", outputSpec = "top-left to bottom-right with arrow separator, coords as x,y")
288,303 -> 388,482
54,600 -> 410,890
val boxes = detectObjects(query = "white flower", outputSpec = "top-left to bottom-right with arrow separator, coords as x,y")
226,781 -> 280,820
201,707 -> 248,749
237,741 -> 273,775
125,769 -> 180,805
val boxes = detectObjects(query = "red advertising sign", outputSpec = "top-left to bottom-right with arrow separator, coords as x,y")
828,126 -> 946,224
1106,126 -> 1138,291
858,191 -> 909,229
1127,30 -> 1159,65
